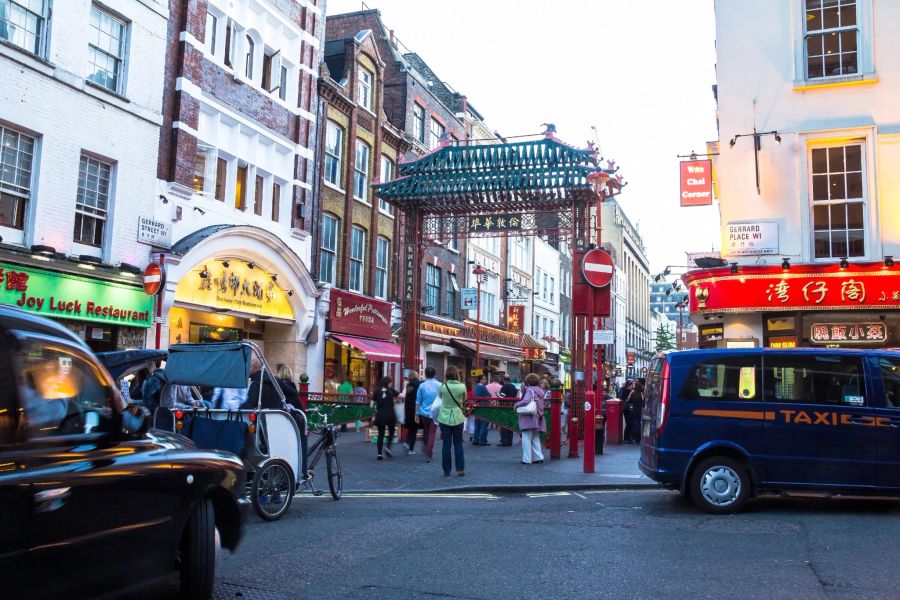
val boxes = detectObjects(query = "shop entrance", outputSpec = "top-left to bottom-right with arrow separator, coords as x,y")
373,127 -> 624,466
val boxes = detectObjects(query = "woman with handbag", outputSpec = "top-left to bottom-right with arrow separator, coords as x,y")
371,376 -> 399,460
515,373 -> 546,464
403,371 -> 421,454
436,365 -> 468,477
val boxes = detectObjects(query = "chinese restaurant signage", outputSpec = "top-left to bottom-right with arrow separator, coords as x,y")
0,261 -> 152,327
809,322 -> 887,345
724,221 -> 778,256
685,264 -> 900,313
679,160 -> 713,207
174,259 -> 294,320
468,213 -> 522,233
524,347 -> 546,360
404,243 -> 416,304
507,305 -> 525,333
329,289 -> 392,340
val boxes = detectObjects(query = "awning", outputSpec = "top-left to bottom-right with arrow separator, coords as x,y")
452,340 -> 524,361
330,334 -> 401,362
521,333 -> 547,350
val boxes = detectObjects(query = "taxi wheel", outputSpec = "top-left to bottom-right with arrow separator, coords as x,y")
179,497 -> 215,600
690,456 -> 750,514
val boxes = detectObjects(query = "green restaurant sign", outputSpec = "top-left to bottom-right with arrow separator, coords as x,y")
0,261 -> 153,328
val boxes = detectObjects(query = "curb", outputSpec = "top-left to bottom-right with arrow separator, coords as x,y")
346,482 -> 664,495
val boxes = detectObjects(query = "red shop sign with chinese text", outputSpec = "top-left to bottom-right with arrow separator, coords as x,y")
680,160 -> 713,207
685,264 -> 900,313
507,305 -> 525,333
329,289 -> 393,340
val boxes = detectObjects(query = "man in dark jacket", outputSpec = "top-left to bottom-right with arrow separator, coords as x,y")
497,376 -> 518,446
241,356 -> 284,410
472,375 -> 491,445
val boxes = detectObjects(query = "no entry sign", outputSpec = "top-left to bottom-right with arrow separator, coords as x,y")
143,262 -> 165,296
582,249 -> 613,288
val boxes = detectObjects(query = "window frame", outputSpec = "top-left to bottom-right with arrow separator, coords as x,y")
446,273 -> 458,318
807,141 -> 867,260
429,118 -> 445,150
375,236 -> 389,299
378,155 -> 395,216
349,225 -> 366,293
358,66 -> 373,112
0,124 -> 35,231
74,154 -> 113,248
763,353 -> 866,406
803,0 -> 858,80
324,121 -> 344,190
353,139 -> 370,203
681,355 -> 763,402
87,4 -> 128,94
244,34 -> 255,80
795,0 -> 874,86
319,213 -> 338,285
412,103 -> 426,143
0,0 -> 49,58
425,264 -> 441,316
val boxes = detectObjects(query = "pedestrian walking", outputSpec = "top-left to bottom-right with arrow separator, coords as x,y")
415,366 -> 442,462
437,366 -> 467,477
497,376 -> 517,446
625,380 -> 645,443
472,374 -> 491,445
371,376 -> 399,460
515,373 -> 546,464
403,371 -> 421,454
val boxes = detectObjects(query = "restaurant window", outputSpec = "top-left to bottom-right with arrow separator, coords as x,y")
324,121 -> 343,188
425,265 -> 440,316
353,140 -> 370,202
349,226 -> 365,293
413,103 -> 425,143
375,236 -> 389,299
811,143 -> 865,258
446,273 -> 458,318
804,0 -> 858,79
0,125 -> 35,230
764,354 -> 864,406
319,214 -> 338,285
74,155 -> 112,247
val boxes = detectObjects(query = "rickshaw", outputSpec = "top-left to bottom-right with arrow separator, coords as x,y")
99,341 -> 342,521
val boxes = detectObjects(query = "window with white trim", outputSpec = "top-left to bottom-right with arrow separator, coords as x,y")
358,66 -> 373,111
480,289 -> 498,325
804,0 -> 857,79
87,5 -> 127,93
244,34 -> 254,79
350,226 -> 365,293
0,125 -> 34,230
278,64 -> 287,101
206,12 -> 218,55
413,103 -> 425,143
353,140 -> 370,202
378,155 -> 394,215
319,214 -> 338,285
375,236 -> 389,299
811,143 -> 865,258
429,118 -> 445,150
324,121 -> 343,188
0,0 -> 48,57
74,155 -> 112,247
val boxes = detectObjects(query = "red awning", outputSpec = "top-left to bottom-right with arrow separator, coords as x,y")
330,335 -> 402,363
452,340 -> 524,361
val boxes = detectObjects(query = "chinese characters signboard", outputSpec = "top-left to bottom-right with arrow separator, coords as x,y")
329,289 -> 392,339
809,322 -> 887,345
468,214 -> 522,233
724,221 -> 778,256
507,305 -> 524,333
679,160 -> 713,207
0,262 -> 152,327
174,259 -> 294,320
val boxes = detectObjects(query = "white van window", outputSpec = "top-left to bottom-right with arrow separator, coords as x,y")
877,358 -> 900,408
681,357 -> 761,401
764,354 -> 864,406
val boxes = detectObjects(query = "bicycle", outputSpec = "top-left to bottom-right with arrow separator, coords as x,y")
300,406 -> 343,500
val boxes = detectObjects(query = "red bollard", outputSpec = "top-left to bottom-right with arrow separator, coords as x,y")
298,373 -> 309,410
583,391 -> 596,473
549,384 -> 562,459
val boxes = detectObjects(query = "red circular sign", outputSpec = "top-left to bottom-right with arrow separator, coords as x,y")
582,249 -> 614,288
143,262 -> 165,296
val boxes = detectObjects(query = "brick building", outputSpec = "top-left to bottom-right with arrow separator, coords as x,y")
0,0 -> 168,351
154,0 -> 324,385
314,27 -> 410,392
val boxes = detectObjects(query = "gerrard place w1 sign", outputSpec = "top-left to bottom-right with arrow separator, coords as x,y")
680,160 -> 713,206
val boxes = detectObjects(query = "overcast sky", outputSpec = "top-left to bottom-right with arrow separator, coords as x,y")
325,0 -> 722,273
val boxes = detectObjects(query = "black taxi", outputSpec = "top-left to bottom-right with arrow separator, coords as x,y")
0,306 -> 246,599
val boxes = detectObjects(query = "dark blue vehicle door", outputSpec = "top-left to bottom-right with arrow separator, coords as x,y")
761,352 -> 878,488
869,355 -> 900,489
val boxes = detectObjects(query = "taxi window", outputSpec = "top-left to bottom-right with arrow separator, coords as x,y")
877,358 -> 900,408
764,354 -> 865,406
16,341 -> 116,439
681,356 -> 761,401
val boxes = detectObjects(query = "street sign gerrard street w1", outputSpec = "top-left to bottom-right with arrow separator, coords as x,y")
581,249 -> 614,288
460,287 -> 478,309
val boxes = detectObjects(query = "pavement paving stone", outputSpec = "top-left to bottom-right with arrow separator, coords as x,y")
323,425 -> 657,493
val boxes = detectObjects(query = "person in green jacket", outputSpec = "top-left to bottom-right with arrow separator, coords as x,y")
437,365 -> 468,477
336,370 -> 353,432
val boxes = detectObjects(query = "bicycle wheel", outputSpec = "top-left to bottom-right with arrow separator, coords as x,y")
326,446 -> 342,500
251,458 -> 295,521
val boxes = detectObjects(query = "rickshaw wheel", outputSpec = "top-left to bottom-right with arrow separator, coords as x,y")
326,447 -> 342,500
251,458 -> 295,521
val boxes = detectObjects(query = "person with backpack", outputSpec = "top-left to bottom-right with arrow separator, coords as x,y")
371,376 -> 399,460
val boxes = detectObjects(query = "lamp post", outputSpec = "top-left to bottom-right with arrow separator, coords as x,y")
472,264 -> 487,373
676,301 -> 685,350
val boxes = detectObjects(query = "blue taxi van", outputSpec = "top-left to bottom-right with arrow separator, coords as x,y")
639,348 -> 900,513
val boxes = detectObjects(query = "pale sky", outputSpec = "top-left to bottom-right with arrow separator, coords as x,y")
325,0 -> 722,273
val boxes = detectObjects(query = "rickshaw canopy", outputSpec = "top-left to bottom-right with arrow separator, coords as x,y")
165,342 -> 254,388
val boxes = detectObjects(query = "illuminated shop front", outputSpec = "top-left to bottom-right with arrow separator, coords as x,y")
157,225 -> 319,382
0,257 -> 151,352
684,261 -> 900,349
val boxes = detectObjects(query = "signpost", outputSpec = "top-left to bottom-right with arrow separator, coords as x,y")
137,216 -> 172,248
460,287 -> 478,310
581,248 -> 614,288
143,262 -> 165,296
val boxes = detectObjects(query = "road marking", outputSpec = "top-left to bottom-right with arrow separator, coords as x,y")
584,489 -> 669,495
302,492 -> 500,500
573,492 -> 587,500
526,491 -> 571,498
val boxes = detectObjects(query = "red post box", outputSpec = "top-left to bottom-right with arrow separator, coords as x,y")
605,398 -> 623,444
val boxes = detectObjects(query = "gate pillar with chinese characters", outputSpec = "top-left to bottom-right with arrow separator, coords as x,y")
373,126 -> 625,451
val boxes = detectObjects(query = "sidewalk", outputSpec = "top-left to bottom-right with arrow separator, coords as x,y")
330,426 -> 657,493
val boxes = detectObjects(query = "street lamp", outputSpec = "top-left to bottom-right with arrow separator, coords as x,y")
728,128 -> 782,194
471,264 -> 487,373
675,301 -> 686,350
